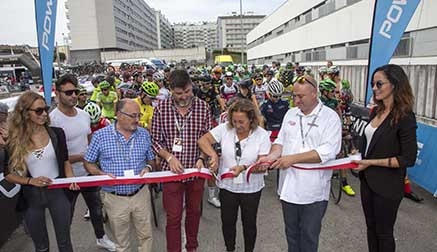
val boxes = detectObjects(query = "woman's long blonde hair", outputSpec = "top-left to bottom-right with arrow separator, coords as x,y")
7,91 -> 50,176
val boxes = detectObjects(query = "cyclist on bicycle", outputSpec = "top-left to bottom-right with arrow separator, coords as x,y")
84,102 -> 111,134
135,81 -> 159,130
96,80 -> 118,122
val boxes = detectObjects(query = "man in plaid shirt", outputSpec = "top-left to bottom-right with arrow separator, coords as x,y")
151,69 -> 211,252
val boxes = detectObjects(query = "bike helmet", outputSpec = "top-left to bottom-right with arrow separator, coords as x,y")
84,102 -> 102,124
319,79 -> 337,92
78,85 -> 87,95
212,66 -> 222,74
224,71 -> 233,78
327,65 -> 340,75
99,80 -> 111,89
153,72 -> 164,81
267,79 -> 284,96
141,81 -> 159,97
238,78 -> 252,89
318,66 -> 328,75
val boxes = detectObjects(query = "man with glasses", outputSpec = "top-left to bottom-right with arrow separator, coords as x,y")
134,81 -> 159,130
252,73 -> 268,106
50,74 -> 116,251
151,69 -> 211,252
258,75 -> 342,252
220,71 -> 239,105
84,99 -> 155,252
76,85 -> 89,110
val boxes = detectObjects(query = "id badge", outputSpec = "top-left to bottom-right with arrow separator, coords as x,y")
123,169 -> 135,177
172,138 -> 183,152
233,172 -> 244,184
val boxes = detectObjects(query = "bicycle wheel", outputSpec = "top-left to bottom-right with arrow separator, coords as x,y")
330,170 -> 342,204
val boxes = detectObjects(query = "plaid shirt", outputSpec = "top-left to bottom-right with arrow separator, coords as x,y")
84,124 -> 155,194
151,97 -> 211,173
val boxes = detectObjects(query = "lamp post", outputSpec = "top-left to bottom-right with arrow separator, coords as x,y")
240,0 -> 244,64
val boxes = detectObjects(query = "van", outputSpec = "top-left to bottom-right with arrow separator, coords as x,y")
214,55 -> 234,67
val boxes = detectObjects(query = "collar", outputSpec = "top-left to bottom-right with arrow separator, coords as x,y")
295,100 -> 323,117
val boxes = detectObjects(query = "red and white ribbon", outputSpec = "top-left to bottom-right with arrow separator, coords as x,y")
48,168 -> 212,189
218,155 -> 361,183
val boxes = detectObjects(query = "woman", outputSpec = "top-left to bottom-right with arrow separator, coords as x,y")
4,91 -> 77,252
198,99 -> 271,252
353,64 -> 417,252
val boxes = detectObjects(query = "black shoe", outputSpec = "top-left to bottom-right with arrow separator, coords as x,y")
404,192 -> 424,203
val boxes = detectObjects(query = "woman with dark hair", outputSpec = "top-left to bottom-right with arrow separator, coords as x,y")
4,91 -> 77,252
198,98 -> 271,252
353,64 -> 417,252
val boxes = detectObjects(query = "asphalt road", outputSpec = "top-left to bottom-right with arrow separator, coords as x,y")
1,172 -> 436,252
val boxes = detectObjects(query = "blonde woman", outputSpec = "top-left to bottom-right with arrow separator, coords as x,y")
4,91 -> 76,252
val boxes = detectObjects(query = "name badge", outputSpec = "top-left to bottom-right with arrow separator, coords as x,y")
172,137 -> 183,152
124,169 -> 135,177
233,172 -> 244,184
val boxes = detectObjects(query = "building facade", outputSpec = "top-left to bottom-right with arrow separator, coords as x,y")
155,10 -> 174,49
217,14 -> 265,52
173,22 -> 218,52
66,0 -> 161,63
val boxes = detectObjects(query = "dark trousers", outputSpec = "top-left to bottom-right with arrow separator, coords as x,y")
219,189 -> 262,252
162,178 -> 205,252
24,188 -> 73,252
70,186 -> 105,239
281,200 -> 328,252
361,177 -> 402,252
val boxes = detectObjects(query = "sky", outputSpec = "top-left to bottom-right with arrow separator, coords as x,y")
0,0 -> 287,47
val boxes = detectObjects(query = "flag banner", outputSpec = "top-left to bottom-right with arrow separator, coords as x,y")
35,0 -> 58,105
365,0 -> 420,105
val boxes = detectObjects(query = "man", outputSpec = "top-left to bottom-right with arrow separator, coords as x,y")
151,69 -> 211,252
50,74 -> 115,251
259,75 -> 342,252
76,85 -> 88,109
96,80 -> 118,121
84,99 -> 155,252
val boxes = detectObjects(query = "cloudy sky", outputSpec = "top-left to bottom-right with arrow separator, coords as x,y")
0,0 -> 286,46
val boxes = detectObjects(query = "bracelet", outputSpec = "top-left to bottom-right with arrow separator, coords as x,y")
26,177 -> 31,185
166,155 -> 173,163
197,157 -> 205,164
388,157 -> 392,167
145,164 -> 153,172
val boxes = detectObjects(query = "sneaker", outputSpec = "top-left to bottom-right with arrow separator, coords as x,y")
83,209 -> 90,220
208,196 -> 221,208
97,234 -> 116,251
342,185 -> 356,196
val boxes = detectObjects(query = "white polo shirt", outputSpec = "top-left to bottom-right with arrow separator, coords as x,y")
210,123 -> 271,193
275,101 -> 341,204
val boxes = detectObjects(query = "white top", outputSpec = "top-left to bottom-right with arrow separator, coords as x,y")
50,107 -> 91,177
274,101 -> 342,204
26,139 -> 59,179
364,123 -> 377,156
210,123 -> 271,193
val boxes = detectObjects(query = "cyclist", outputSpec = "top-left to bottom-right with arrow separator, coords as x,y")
219,72 -> 239,105
134,81 -> 159,130
252,73 -> 268,106
211,66 -> 223,90
153,72 -> 170,102
84,102 -> 111,134
96,81 -> 118,122
236,78 -> 259,110
76,85 -> 89,110
196,75 -> 225,126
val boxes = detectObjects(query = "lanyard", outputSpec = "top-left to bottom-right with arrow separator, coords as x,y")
114,127 -> 135,161
299,105 -> 323,148
174,111 -> 192,134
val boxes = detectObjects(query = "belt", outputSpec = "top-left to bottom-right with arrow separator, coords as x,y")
109,185 -> 144,197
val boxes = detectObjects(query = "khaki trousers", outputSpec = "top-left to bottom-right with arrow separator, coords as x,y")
102,186 -> 153,252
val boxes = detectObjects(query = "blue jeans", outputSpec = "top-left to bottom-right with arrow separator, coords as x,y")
281,200 -> 328,252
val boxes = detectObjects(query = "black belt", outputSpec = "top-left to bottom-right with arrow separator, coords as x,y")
109,185 -> 144,197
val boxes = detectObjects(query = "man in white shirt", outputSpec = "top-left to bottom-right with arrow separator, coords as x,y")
259,75 -> 341,252
50,74 -> 115,251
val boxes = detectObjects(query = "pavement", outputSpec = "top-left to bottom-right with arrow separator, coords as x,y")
1,172 -> 437,252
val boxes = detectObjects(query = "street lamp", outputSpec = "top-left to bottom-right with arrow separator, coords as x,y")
240,0 -> 244,64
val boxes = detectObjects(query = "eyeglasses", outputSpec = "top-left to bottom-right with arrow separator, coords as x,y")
235,141 -> 242,158
59,89 -> 80,96
29,106 -> 50,115
371,80 -> 389,89
119,110 -> 142,119
272,95 -> 281,99
79,92 -> 87,96
296,76 -> 317,89
101,88 -> 109,92
226,77 -> 233,80
255,78 -> 263,81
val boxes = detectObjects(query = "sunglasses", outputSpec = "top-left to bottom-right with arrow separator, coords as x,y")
296,76 -> 317,89
101,88 -> 109,92
272,95 -> 281,99
59,89 -> 80,96
371,80 -> 389,89
119,110 -> 142,119
226,77 -> 233,80
29,106 -> 50,115
79,92 -> 87,96
255,78 -> 263,81
235,141 -> 242,158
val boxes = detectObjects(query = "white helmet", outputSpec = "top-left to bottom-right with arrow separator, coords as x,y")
83,102 -> 102,124
267,79 -> 284,96
153,71 -> 164,81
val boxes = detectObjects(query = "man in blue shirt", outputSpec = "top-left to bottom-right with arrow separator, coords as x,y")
84,99 -> 155,252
